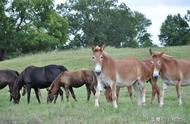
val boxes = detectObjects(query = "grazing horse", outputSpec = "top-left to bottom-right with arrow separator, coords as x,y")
150,49 -> 190,107
91,45 -> 152,108
104,59 -> 160,105
12,64 -> 67,104
0,69 -> 19,101
47,70 -> 97,103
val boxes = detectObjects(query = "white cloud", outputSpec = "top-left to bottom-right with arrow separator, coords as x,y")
121,0 -> 190,45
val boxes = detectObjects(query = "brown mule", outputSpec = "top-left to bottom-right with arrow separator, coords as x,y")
104,59 -> 160,105
47,70 -> 97,103
150,49 -> 190,107
91,45 -> 157,108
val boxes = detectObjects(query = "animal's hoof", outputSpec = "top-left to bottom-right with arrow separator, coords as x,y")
142,102 -> 146,106
179,103 -> 183,106
95,105 -> 99,107
159,103 -> 164,107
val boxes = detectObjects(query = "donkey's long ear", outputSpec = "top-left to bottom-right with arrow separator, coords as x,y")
149,48 -> 153,55
91,45 -> 95,51
101,44 -> 106,51
160,52 -> 164,56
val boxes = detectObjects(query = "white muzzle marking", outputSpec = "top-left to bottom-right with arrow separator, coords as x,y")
95,64 -> 102,73
153,69 -> 160,77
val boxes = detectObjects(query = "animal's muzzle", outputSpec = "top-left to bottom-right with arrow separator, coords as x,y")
153,69 -> 160,78
95,71 -> 101,76
95,64 -> 102,76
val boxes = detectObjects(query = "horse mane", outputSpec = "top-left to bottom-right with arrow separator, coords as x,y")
163,53 -> 173,58
14,71 -> 19,76
49,72 -> 63,94
12,73 -> 23,97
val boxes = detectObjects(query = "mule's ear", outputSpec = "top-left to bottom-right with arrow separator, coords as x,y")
91,45 -> 95,51
160,52 -> 164,56
101,44 -> 106,51
149,48 -> 153,55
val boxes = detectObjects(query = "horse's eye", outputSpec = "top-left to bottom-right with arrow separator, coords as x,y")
157,60 -> 161,65
92,56 -> 95,60
100,55 -> 103,59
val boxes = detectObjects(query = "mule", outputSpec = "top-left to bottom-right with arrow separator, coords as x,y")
150,49 -> 190,107
91,45 -> 161,108
104,59 -> 160,105
12,64 -> 67,104
0,69 -> 19,101
47,70 -> 97,103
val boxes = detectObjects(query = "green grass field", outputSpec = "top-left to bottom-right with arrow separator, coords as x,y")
0,46 -> 190,124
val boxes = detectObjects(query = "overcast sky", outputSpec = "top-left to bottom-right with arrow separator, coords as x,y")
55,0 -> 190,45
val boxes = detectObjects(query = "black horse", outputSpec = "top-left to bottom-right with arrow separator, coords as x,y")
0,69 -> 19,101
12,64 -> 68,104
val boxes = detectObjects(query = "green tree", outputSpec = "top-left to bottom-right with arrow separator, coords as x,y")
57,0 -> 153,48
159,14 -> 190,46
0,0 -> 68,57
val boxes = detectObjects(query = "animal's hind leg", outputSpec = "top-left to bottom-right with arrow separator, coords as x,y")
127,86 -> 133,103
69,87 -> 77,101
86,84 -> 91,101
8,84 -> 13,102
34,88 -> 41,104
160,83 -> 168,107
64,85 -> 70,102
111,82 -> 118,108
176,81 -> 182,106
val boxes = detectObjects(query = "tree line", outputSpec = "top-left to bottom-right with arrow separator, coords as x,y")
0,0 -> 189,60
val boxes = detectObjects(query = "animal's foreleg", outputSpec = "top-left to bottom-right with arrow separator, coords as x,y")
176,81 -> 182,106
38,88 -> 42,98
160,83 -> 168,107
111,82 -> 118,108
53,92 -> 59,104
142,87 -> 146,106
58,88 -> 64,103
26,86 -> 31,104
95,83 -> 101,107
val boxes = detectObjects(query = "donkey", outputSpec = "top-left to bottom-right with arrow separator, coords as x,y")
150,49 -> 190,107
91,45 -> 152,108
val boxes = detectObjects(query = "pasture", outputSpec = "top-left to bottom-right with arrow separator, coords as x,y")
0,46 -> 190,124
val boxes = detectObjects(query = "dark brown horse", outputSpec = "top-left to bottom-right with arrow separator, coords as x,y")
47,70 -> 97,103
0,69 -> 19,101
12,64 -> 67,104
